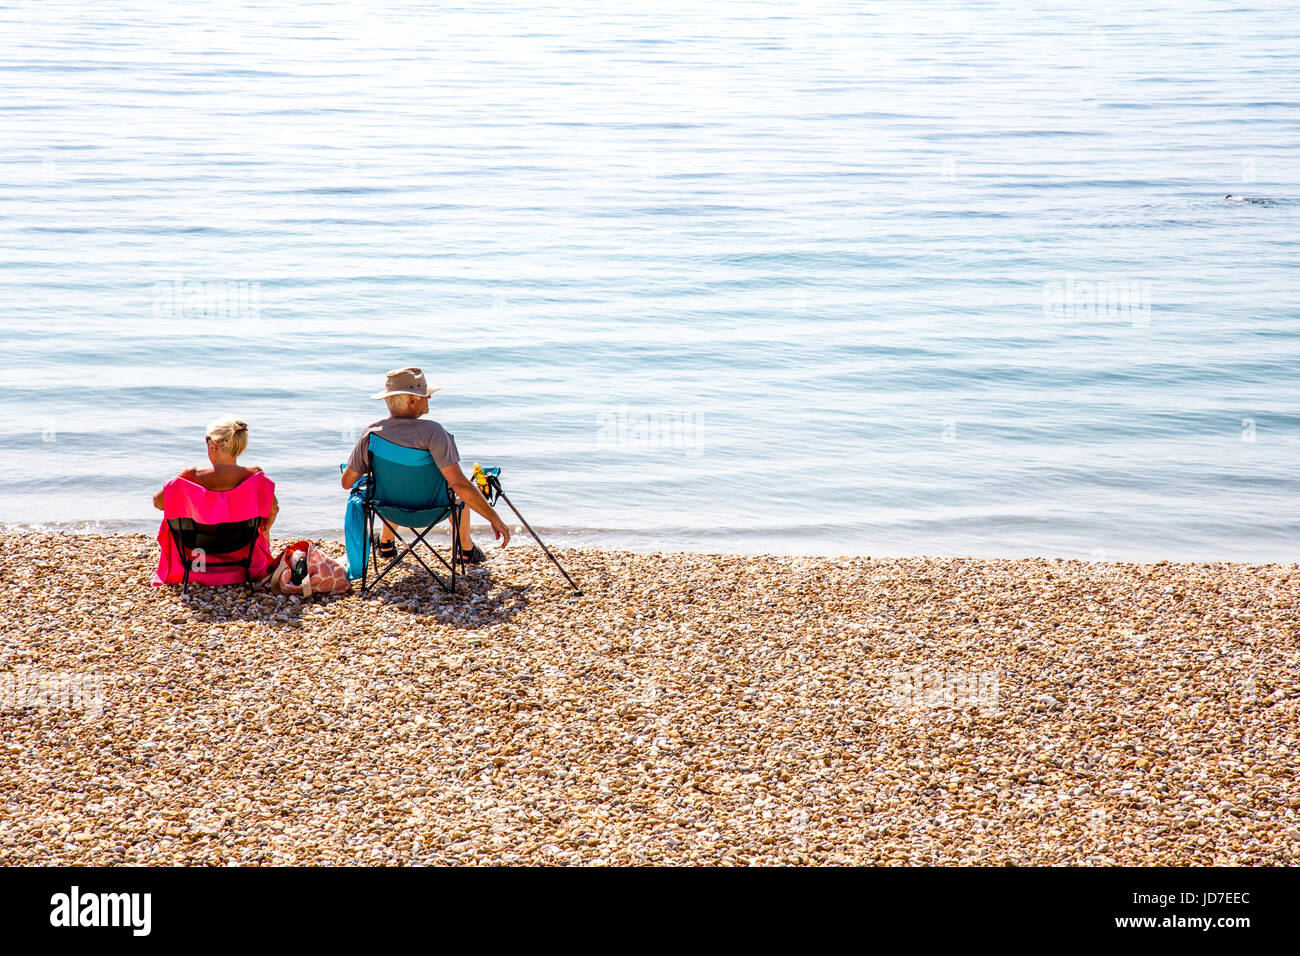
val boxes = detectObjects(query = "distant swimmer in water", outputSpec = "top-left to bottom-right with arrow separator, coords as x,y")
1225,194 -> 1273,205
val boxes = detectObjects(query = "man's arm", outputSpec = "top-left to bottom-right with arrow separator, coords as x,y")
341,429 -> 370,489
439,463 -> 511,547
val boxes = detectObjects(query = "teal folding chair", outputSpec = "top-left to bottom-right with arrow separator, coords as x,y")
359,434 -> 466,596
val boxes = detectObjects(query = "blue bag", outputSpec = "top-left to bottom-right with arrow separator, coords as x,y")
344,475 -> 372,580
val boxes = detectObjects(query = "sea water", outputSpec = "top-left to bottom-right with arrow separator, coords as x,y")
1,0 -> 1297,561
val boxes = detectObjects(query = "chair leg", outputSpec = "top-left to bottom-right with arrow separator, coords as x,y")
363,521 -> 413,591
379,523 -> 454,592
360,510 -> 462,596
369,517 -> 409,589
454,501 -> 465,589
361,508 -> 374,595
398,526 -> 452,592
450,503 -> 460,594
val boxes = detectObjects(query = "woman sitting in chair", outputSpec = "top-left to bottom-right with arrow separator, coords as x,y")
151,418 -> 280,587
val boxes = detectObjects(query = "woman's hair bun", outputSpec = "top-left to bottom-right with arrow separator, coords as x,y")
205,417 -> 251,457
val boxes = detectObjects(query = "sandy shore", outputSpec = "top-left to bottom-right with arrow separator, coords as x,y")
1,531 -> 1296,865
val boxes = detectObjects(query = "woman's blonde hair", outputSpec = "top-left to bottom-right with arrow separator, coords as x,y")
205,417 -> 249,458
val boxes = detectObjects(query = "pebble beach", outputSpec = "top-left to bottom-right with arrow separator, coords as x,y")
1,531 -> 1296,866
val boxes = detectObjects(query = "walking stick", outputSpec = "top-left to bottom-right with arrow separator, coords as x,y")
479,469 -> 583,595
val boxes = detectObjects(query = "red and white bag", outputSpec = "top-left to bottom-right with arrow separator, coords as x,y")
266,541 -> 351,596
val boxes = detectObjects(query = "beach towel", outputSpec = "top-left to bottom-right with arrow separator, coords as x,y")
152,472 -> 276,587
344,475 -> 372,580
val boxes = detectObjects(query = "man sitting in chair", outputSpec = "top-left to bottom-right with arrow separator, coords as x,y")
340,366 -> 510,563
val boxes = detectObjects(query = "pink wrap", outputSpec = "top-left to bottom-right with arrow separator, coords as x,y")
152,472 -> 276,587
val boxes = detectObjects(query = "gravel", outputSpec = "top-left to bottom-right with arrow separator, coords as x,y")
1,531 -> 1296,865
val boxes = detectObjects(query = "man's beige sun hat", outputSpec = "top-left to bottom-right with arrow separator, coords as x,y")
370,366 -> 442,400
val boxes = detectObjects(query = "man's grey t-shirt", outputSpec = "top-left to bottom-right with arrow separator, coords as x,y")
346,417 -> 460,474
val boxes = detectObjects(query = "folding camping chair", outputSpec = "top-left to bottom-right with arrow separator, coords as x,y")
155,470 -> 276,593
165,517 -> 265,594
357,434 -> 468,596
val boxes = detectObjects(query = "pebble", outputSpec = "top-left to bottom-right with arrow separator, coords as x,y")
0,532 -> 1296,865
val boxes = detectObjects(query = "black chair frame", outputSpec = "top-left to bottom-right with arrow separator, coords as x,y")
165,516 -> 264,593
361,503 -> 467,596
357,452 -> 468,596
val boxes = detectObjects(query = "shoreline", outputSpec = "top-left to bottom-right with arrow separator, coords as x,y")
2,531 -> 1296,865
1,522 -> 1294,567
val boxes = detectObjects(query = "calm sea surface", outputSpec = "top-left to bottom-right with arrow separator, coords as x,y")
2,0 -> 1298,561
